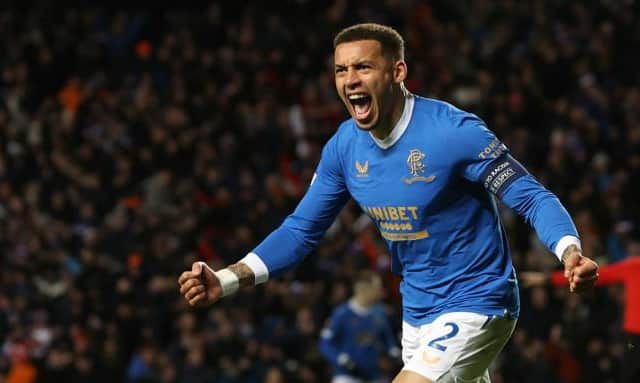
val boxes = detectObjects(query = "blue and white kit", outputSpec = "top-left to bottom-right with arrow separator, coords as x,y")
241,93 -> 579,327
319,300 -> 400,381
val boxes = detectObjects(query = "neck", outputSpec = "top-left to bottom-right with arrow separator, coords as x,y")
371,85 -> 407,140
352,296 -> 373,310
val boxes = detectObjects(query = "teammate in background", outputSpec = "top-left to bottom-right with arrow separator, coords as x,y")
179,23 -> 598,382
319,270 -> 401,383
521,244 -> 640,383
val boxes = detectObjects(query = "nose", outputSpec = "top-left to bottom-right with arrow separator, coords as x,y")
345,67 -> 360,88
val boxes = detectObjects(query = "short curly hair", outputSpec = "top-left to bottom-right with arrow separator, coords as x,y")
334,23 -> 405,61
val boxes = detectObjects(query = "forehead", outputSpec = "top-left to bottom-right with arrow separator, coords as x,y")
334,39 -> 384,64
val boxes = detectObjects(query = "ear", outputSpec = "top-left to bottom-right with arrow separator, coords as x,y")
393,60 -> 408,83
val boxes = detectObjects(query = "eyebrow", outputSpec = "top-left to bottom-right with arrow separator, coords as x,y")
334,60 -> 375,69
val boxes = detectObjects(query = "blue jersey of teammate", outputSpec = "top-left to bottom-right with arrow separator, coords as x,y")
319,300 -> 400,380
248,93 -> 580,326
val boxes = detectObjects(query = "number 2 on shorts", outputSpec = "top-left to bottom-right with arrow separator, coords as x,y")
427,322 -> 459,352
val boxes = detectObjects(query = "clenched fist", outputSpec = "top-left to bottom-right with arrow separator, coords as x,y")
178,262 -> 222,306
562,246 -> 598,293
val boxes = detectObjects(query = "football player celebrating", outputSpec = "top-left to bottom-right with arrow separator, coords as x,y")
179,23 -> 598,383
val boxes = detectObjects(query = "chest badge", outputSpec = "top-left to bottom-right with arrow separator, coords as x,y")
403,149 -> 436,184
355,160 -> 369,177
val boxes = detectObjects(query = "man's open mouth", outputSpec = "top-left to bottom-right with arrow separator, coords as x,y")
348,93 -> 372,120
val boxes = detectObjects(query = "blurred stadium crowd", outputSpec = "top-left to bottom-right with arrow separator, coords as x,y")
1,1 -> 639,382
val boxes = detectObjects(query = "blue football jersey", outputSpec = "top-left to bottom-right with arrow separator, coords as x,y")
319,301 -> 399,379
250,93 -> 579,325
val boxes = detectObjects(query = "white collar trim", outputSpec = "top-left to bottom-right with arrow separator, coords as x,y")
368,92 -> 415,149
348,299 -> 372,316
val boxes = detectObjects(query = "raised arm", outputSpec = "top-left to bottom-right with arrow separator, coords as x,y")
452,107 -> 598,292
179,134 -> 350,306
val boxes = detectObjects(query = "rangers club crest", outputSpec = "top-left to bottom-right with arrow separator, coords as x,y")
403,149 -> 436,184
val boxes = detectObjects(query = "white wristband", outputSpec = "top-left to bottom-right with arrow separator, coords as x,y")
554,235 -> 582,262
239,252 -> 269,284
214,268 -> 240,297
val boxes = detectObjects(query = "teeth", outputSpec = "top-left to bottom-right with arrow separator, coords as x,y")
348,94 -> 368,101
